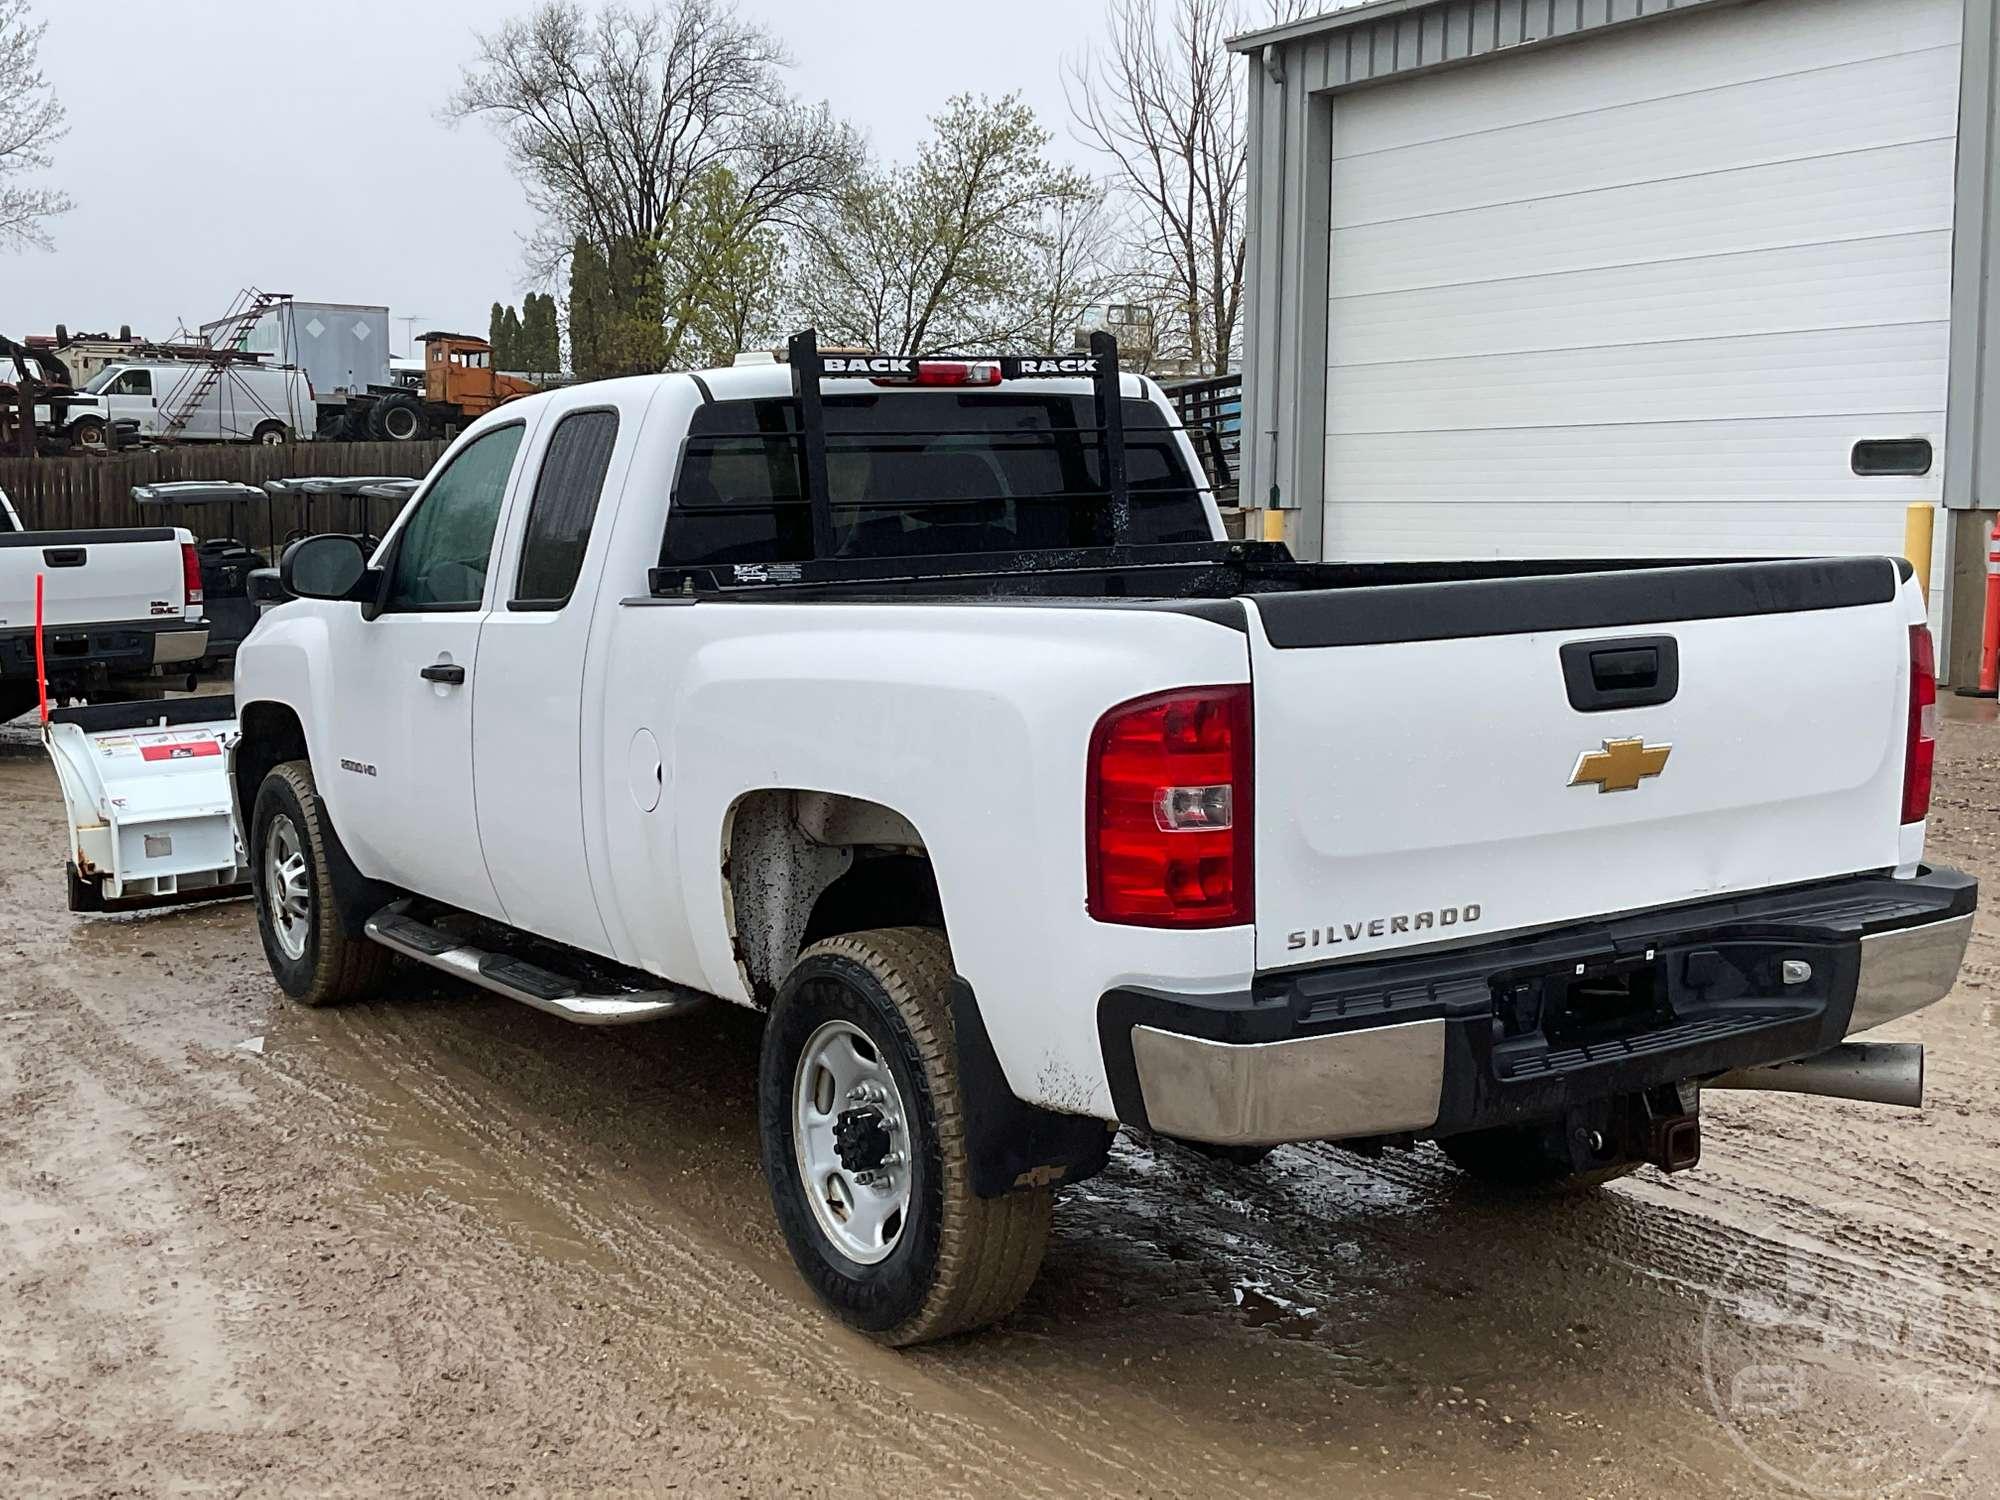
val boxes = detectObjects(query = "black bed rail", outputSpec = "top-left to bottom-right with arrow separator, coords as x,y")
648,539 -> 1293,598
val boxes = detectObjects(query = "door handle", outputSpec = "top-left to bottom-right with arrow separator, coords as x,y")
1559,635 -> 1678,712
420,663 -> 466,685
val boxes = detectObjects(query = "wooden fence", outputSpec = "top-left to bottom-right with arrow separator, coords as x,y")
0,441 -> 447,543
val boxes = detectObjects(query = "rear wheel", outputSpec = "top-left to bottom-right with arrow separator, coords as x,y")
252,420 -> 289,445
369,393 -> 424,442
250,760 -> 394,1006
1438,1125 -> 1640,1192
759,927 -> 1052,1345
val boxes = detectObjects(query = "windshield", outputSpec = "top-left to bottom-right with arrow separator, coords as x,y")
80,365 -> 123,394
664,392 -> 1210,566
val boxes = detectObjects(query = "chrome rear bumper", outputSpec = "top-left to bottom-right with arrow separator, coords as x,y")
1131,1019 -> 1445,1147
1107,869 -> 1976,1149
1848,912 -> 1974,1033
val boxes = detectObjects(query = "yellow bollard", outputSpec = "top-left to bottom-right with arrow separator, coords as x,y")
1904,502 -> 1934,605
1261,507 -> 1286,545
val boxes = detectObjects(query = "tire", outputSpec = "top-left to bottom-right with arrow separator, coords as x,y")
66,863 -> 104,914
253,420 -> 289,446
0,683 -> 37,724
1438,1125 -> 1640,1192
759,926 -> 1052,1346
368,393 -> 424,442
249,760 -> 394,1006
68,416 -> 107,449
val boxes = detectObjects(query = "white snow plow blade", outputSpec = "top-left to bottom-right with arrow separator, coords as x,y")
43,695 -> 248,910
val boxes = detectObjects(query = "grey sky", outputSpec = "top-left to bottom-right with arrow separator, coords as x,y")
14,0 -> 1109,358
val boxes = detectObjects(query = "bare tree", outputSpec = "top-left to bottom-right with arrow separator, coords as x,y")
447,0 -> 858,370
1068,0 -> 1306,375
0,0 -> 70,251
1019,188 -> 1128,354
791,94 -> 1102,355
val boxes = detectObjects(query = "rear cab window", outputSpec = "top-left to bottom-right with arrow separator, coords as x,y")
513,409 -> 619,609
662,392 -> 1209,566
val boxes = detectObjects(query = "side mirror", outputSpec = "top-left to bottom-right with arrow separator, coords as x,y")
280,534 -> 371,602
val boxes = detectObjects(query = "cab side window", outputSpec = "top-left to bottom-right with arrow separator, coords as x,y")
513,410 -> 618,609
384,424 -> 526,610
113,369 -> 152,397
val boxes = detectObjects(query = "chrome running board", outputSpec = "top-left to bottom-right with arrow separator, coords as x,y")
364,899 -> 709,1026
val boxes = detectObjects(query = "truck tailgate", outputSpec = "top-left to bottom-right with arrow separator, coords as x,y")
1244,558 -> 1914,972
0,528 -> 189,629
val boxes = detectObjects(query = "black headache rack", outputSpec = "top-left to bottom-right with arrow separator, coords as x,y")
648,327 -> 1238,599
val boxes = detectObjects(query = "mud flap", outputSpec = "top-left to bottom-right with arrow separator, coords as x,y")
948,977 -> 1115,1197
43,696 -> 249,911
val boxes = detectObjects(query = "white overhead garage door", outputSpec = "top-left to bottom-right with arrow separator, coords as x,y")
1322,0 -> 1961,609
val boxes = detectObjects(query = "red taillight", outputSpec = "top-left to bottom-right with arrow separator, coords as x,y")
1087,685 -> 1253,927
871,360 -> 1003,388
181,542 -> 204,607
1903,624 -> 1936,824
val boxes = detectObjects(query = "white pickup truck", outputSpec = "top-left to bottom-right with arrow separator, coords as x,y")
0,486 -> 209,722
231,335 -> 1977,1345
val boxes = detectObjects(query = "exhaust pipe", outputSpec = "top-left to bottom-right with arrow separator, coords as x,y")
1709,1041 -> 1924,1109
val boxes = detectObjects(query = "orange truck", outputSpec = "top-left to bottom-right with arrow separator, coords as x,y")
318,332 -> 540,442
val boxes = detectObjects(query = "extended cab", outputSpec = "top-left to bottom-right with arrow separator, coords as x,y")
1,486 -> 209,722
231,335 -> 1976,1345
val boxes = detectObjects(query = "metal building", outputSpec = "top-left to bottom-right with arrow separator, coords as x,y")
200,300 -> 391,400
1232,0 -> 2000,682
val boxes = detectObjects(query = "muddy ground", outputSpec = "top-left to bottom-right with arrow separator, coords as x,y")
2,708 -> 1998,1499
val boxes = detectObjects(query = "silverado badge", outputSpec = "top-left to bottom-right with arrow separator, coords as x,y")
1569,737 -> 1671,794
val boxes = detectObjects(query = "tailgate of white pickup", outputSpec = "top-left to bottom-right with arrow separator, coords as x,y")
0,527 -> 191,630
1244,557 -> 1917,973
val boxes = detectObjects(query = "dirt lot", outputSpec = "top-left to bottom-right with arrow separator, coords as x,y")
2,708 -> 1997,1499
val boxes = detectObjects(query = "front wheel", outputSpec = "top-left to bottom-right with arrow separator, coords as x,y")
68,416 -> 107,450
759,927 -> 1052,1346
250,760 -> 393,1006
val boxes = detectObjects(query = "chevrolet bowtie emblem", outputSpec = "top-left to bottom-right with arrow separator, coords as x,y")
1569,737 -> 1672,794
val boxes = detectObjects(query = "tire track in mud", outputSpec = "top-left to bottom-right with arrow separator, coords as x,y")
1281,1134 -> 2000,1389
305,995 -> 1192,1500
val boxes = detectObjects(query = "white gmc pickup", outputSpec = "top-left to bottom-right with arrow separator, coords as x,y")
231,335 -> 1977,1345
0,486 -> 210,722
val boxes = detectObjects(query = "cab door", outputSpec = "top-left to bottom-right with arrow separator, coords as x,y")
101,366 -> 157,435
470,406 -> 624,952
318,418 -> 535,917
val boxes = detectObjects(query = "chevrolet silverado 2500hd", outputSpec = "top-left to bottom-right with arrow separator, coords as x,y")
232,333 -> 1976,1345
1,486 -> 209,721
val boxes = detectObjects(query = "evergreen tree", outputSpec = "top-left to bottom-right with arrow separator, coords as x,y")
521,292 -> 560,374
487,301 -> 507,359
568,236 -> 611,379
501,305 -> 524,369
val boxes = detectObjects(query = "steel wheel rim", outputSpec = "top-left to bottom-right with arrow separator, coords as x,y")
793,1017 -> 911,1265
383,406 -> 417,440
264,813 -> 311,961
